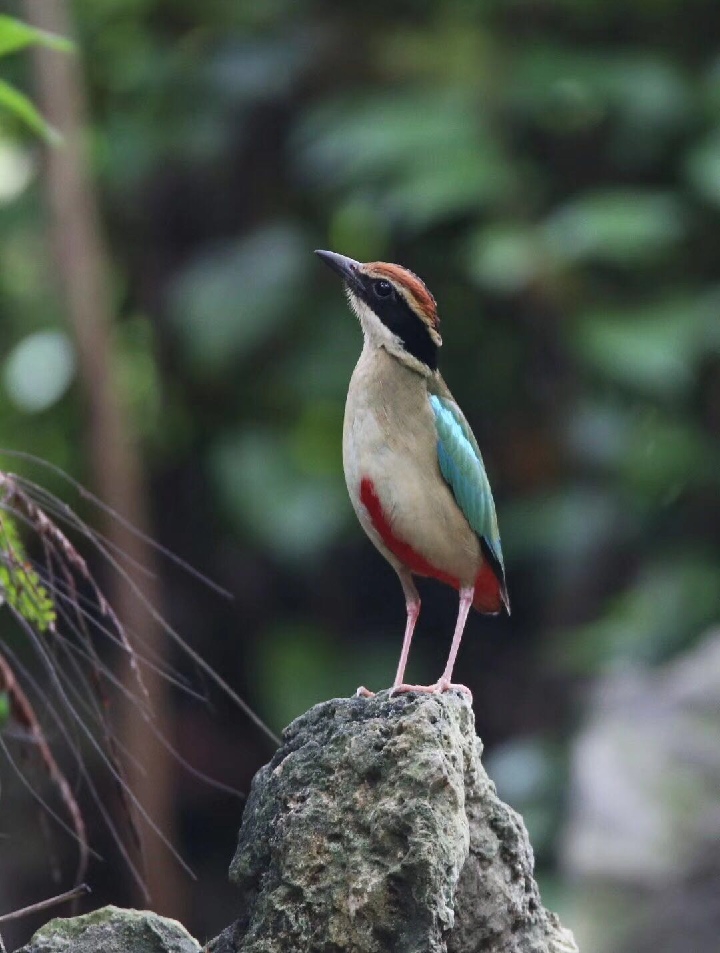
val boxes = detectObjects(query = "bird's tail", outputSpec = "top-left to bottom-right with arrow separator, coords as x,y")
473,558 -> 511,616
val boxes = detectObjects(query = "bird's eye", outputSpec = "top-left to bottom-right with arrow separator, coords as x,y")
373,279 -> 393,298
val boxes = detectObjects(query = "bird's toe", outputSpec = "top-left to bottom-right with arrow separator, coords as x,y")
391,683 -> 437,696
355,685 -> 375,698
436,679 -> 473,700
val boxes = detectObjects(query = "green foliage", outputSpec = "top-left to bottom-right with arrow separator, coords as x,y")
294,89 -> 516,232
0,512 -> 56,632
169,225 -> 308,376
0,77 -> 58,144
0,14 -> 72,58
210,427 -> 347,562
0,14 -> 72,141
559,556 -> 720,671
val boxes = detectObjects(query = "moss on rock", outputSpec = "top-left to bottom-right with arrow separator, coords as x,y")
16,905 -> 201,953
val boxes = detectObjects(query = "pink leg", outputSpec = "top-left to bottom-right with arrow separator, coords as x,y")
393,585 -> 474,699
356,571 -> 420,698
392,572 -> 421,689
436,585 -> 474,693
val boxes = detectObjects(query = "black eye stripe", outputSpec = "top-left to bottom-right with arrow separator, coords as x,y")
357,277 -> 438,371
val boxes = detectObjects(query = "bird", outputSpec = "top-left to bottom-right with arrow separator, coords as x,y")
315,249 -> 509,698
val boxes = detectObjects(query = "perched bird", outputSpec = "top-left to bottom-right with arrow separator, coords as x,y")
316,250 -> 509,697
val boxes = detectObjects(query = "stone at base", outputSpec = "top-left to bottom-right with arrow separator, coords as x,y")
15,905 -> 201,953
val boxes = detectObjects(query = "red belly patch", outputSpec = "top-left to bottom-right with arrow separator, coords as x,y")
360,477 -> 458,586
359,477 -> 502,614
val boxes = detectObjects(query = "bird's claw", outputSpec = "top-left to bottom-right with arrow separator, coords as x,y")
355,685 -> 375,698
439,681 -> 473,701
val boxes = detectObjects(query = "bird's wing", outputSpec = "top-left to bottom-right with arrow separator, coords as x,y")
428,393 -> 507,588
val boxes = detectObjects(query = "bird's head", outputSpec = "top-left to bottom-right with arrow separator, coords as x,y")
315,250 -> 442,375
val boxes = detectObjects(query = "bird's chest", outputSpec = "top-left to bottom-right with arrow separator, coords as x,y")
342,347 -> 481,583
342,353 -> 431,526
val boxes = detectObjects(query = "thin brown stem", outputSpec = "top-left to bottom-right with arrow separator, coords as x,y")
0,884 -> 90,925
0,650 -> 89,885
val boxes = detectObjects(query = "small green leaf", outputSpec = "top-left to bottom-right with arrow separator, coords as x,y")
0,513 -> 56,632
0,691 -> 10,729
0,14 -> 73,58
0,79 -> 61,144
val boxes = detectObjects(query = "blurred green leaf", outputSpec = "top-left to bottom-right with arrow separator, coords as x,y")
558,557 -> 720,671
573,297 -> 717,397
294,90 -> 516,228
685,128 -> 720,207
168,224 -> 307,375
467,224 -> 542,293
543,191 -> 686,265
563,400 -> 632,471
0,79 -> 60,143
278,308 -> 359,402
621,413 -> 720,497
210,428 -> 349,562
253,622 -> 401,730
0,691 -> 9,729
0,14 -> 73,58
501,489 -> 629,562
206,36 -> 315,105
507,47 -> 692,139
290,399 -> 344,478
328,197 -> 390,262
116,316 -> 161,441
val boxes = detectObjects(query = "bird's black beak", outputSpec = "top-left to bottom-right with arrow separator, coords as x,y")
315,250 -> 361,288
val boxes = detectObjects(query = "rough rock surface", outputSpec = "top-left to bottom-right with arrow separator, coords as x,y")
15,693 -> 577,953
15,905 -> 200,953
211,691 -> 577,953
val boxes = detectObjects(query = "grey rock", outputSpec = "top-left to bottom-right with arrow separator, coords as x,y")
212,690 -> 577,953
15,905 -> 201,953
561,629 -> 720,951
16,693 -> 576,953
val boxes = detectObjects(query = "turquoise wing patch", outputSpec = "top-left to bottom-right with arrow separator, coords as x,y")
429,394 -> 504,572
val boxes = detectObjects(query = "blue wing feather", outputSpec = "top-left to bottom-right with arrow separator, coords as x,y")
429,394 -> 505,574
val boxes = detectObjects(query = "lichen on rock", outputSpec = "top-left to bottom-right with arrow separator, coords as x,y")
15,692 -> 578,953
15,905 -> 201,953
211,691 -> 577,953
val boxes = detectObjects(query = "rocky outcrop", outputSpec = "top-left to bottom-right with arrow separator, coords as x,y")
211,691 -> 577,953
16,692 -> 577,953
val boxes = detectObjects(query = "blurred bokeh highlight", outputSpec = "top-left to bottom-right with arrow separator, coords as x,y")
1,1 -> 720,951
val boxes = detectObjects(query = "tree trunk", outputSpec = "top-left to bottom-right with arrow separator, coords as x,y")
23,0 -> 182,915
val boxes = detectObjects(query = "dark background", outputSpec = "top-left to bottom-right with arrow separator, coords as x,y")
1,1 -> 720,951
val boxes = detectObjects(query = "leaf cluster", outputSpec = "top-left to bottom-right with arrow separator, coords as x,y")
0,509 -> 56,632
0,14 -> 72,142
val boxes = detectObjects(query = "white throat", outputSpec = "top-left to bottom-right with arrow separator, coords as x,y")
346,290 -> 433,379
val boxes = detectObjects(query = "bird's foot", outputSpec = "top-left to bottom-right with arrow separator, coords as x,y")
355,685 -> 375,698
390,682 -> 435,696
437,680 -> 473,701
390,680 -> 473,701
